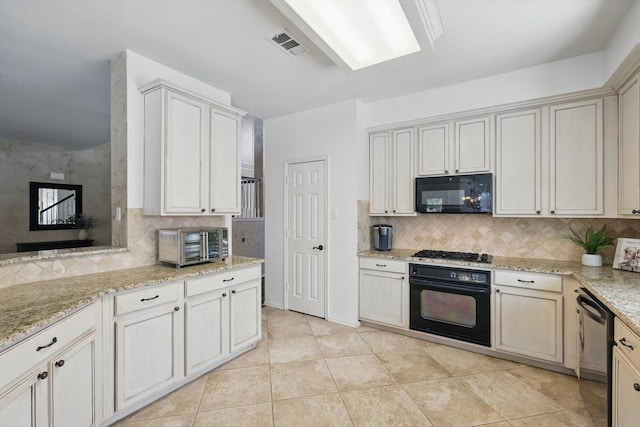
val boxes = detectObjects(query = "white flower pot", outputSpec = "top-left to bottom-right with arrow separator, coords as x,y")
582,254 -> 602,267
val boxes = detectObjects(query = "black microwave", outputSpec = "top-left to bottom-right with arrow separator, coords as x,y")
415,173 -> 493,214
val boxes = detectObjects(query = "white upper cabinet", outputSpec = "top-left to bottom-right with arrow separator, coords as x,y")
142,81 -> 245,216
619,73 -> 640,217
495,109 -> 542,216
369,128 -> 415,215
549,98 -> 604,216
417,123 -> 449,176
454,116 -> 492,174
416,117 -> 491,176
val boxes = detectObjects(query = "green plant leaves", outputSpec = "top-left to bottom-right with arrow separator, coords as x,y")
566,225 -> 617,254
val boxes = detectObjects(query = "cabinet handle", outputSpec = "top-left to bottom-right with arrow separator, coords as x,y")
174,306 -> 180,311
633,209 -> 640,214
634,383 -> 640,391
620,338 -> 635,351
231,290 -> 237,294
517,279 -> 535,284
376,264 -> 387,267
36,337 -> 57,352
37,371 -> 48,380
201,208 -> 206,213
536,210 -> 541,214
313,245 -> 324,250
140,295 -> 160,302
55,359 -> 65,368
223,277 -> 235,282
222,293 -> 227,297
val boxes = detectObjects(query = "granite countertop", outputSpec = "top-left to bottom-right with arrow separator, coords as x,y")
0,256 -> 263,351
359,249 -> 640,336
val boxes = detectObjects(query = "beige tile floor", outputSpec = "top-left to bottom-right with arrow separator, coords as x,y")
112,307 -> 607,427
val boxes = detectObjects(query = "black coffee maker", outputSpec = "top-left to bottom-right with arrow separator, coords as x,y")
373,224 -> 393,251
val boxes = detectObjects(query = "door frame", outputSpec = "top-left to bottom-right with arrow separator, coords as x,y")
283,156 -> 329,318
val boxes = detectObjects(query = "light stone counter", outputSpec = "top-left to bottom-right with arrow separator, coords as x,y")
359,249 -> 640,336
0,256 -> 263,351
0,245 -> 129,266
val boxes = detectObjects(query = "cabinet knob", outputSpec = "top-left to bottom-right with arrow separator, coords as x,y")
222,293 -> 227,297
174,306 -> 180,311
211,208 -> 216,213
201,208 -> 206,213
393,210 -> 396,213
38,371 -> 48,380
55,359 -> 65,368
445,170 -> 449,174
455,169 -> 459,173
385,210 -> 388,213
231,289 -> 237,294
496,289 -> 501,293
536,210 -> 541,215
550,210 -> 555,214
634,383 -> 640,392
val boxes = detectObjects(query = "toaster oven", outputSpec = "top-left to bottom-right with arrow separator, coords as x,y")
158,228 -> 228,267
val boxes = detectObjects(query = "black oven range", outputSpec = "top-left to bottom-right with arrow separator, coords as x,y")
409,262 -> 491,347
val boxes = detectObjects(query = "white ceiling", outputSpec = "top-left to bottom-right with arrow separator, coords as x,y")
0,0 -> 635,149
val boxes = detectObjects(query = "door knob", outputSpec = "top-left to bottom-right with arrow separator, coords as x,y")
313,245 -> 324,251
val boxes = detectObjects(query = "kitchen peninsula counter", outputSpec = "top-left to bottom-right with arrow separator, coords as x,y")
359,249 -> 640,336
0,256 -> 263,350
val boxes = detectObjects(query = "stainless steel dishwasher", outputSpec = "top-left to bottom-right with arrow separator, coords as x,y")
576,287 -> 614,426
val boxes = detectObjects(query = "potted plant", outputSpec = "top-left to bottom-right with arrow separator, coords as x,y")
63,214 -> 97,239
566,225 -> 617,267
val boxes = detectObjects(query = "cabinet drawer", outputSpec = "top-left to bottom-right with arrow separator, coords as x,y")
185,266 -> 261,297
0,302 -> 99,388
494,270 -> 562,292
360,257 -> 406,274
115,281 -> 180,316
615,317 -> 640,369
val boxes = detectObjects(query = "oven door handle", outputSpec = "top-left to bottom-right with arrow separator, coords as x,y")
576,294 -> 606,325
410,278 -> 490,294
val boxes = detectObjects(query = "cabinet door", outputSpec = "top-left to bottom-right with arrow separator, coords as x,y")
612,347 -> 640,426
454,116 -> 491,173
619,75 -> 640,216
417,124 -> 449,176
369,133 -> 390,215
229,280 -> 261,353
115,306 -> 181,410
210,109 -> 241,214
164,91 -> 208,214
495,109 -> 541,215
391,128 -> 415,214
359,269 -> 406,328
50,332 -> 97,427
494,286 -> 563,363
0,370 -> 47,427
185,289 -> 229,375
549,99 -> 603,215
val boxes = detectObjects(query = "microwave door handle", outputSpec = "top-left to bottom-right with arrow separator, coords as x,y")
201,232 -> 209,261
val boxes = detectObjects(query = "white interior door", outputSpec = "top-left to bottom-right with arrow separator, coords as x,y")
286,160 -> 326,318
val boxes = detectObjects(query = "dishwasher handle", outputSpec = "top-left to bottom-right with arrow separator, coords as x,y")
577,294 -> 606,325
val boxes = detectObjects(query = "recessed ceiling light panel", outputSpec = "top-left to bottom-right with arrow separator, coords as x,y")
271,0 -> 421,71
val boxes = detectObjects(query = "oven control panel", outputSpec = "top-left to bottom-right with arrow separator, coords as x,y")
409,263 -> 491,286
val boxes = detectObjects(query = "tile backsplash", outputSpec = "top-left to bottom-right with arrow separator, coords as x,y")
358,201 -> 640,264
0,209 -> 225,289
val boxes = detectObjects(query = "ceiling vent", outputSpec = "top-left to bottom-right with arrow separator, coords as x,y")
268,29 -> 310,57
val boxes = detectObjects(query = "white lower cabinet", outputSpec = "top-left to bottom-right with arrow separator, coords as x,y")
184,268 -> 261,376
359,258 -> 407,328
493,271 -> 563,364
115,304 -> 181,410
0,303 -> 101,427
613,317 -> 640,426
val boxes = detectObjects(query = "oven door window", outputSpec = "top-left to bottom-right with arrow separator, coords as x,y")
420,289 -> 476,328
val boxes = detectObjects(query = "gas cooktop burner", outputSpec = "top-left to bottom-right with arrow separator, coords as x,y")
412,250 -> 492,264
